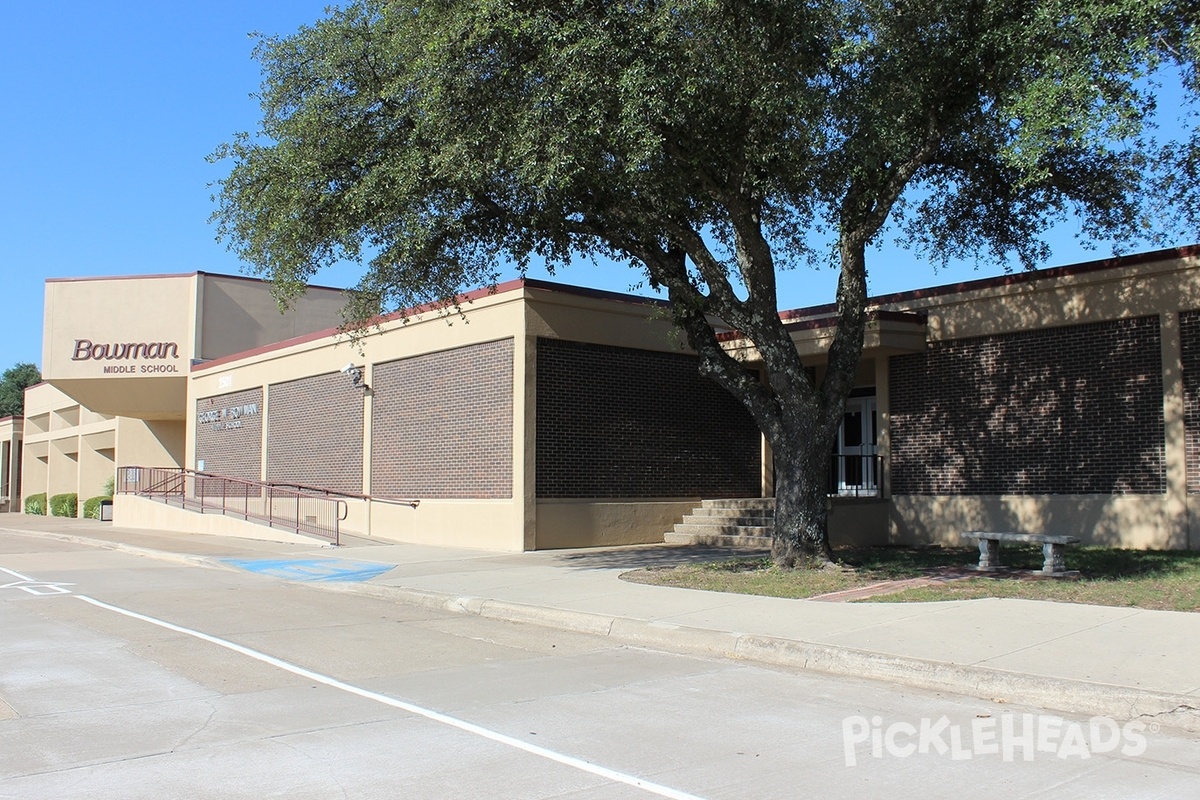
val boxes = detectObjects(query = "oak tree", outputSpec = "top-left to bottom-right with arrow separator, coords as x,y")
212,0 -> 1196,565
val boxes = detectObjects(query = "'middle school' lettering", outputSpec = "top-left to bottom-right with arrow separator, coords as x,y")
72,339 -> 181,361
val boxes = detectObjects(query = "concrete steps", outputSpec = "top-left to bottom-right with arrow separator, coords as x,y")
664,498 -> 775,548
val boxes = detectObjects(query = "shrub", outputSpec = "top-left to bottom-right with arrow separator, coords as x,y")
83,496 -> 109,519
49,493 -> 78,518
83,477 -> 116,520
24,493 -> 47,515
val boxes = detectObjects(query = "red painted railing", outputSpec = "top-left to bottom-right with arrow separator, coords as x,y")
117,466 -> 345,545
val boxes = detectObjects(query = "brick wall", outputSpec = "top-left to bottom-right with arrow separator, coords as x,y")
195,388 -> 263,483
1181,310 -> 1200,493
536,338 -> 761,498
890,316 -> 1165,495
371,339 -> 513,499
267,372 -> 364,494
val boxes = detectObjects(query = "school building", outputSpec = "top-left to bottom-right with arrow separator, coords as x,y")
3,245 -> 1198,551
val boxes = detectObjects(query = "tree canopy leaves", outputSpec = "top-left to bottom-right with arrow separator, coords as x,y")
0,363 -> 41,419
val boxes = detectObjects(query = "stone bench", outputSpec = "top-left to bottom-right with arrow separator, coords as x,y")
961,531 -> 1082,576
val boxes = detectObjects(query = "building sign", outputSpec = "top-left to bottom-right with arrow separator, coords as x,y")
197,402 -> 259,432
71,339 -> 183,374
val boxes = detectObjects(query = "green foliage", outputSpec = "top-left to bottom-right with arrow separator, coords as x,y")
213,0 -> 1194,301
83,477 -> 116,519
49,493 -> 78,518
0,362 -> 40,419
23,493 -> 46,516
82,496 -> 108,520
211,0 -> 1198,562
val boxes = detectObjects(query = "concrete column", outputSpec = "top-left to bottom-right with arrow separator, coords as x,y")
362,363 -> 373,538
362,363 -> 374,495
259,384 -> 270,484
1160,311 -> 1188,549
518,333 -> 538,551
874,355 -> 891,500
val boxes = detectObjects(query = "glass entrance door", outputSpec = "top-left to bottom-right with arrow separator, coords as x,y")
834,396 -> 878,496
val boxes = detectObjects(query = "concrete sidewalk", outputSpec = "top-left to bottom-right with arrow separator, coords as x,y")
3,515 -> 1198,735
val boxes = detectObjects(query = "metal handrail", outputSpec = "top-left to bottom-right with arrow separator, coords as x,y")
117,466 -> 345,545
266,480 -> 420,508
828,453 -> 884,498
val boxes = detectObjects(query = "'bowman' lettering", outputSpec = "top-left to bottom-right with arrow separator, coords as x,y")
71,339 -> 180,361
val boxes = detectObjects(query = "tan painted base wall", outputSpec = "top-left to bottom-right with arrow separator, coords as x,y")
890,494 -> 1193,549
534,499 -> 697,549
351,498 -> 526,551
113,494 -> 326,545
828,499 -> 890,547
1187,495 -> 1200,551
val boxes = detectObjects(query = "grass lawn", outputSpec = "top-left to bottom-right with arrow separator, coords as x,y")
619,546 -> 1200,611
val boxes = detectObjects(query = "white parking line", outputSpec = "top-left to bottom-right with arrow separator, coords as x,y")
75,594 -> 707,800
0,565 -> 74,595
0,566 -> 37,583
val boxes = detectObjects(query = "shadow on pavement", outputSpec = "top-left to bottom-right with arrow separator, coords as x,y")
547,543 -> 768,571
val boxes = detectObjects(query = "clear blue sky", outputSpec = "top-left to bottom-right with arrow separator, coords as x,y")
0,3 -> 1186,372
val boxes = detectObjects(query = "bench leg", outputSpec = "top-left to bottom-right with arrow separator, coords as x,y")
977,538 -> 1000,570
1042,542 -> 1067,575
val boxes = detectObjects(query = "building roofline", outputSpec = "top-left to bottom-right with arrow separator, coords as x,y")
45,270 -> 346,294
716,309 -> 927,341
46,273 -> 202,284
191,277 -> 666,373
777,243 -> 1200,321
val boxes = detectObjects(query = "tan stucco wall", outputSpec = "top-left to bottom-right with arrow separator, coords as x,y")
117,418 -> 185,472
879,252 -> 1200,340
40,272 -> 346,420
18,383 -> 186,515
196,274 -> 346,361
535,499 -> 698,549
20,383 -> 119,514
42,275 -> 195,390
828,499 -> 890,547
112,493 -> 324,545
0,417 -> 21,512
525,289 -> 685,353
358,498 -> 524,550
889,494 -> 1186,549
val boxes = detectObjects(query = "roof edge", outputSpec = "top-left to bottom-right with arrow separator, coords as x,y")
191,277 -> 666,373
778,243 -> 1200,321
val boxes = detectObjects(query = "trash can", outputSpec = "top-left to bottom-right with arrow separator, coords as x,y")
99,499 -> 113,522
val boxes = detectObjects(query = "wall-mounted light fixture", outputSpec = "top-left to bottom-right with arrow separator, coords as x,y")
341,362 -> 370,391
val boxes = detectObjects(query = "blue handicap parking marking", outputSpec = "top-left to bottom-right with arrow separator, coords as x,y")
222,558 -> 395,583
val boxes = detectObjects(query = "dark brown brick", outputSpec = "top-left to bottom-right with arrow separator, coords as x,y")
371,339 -> 514,499
890,316 -> 1165,495
536,338 -> 761,498
194,388 -> 264,490
267,372 -> 365,494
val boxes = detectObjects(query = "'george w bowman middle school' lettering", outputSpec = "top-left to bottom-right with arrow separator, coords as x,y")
72,340 -> 180,361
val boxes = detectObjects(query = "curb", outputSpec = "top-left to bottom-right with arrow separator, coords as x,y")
7,526 -> 1199,736
323,580 -> 1200,736
0,527 -> 231,572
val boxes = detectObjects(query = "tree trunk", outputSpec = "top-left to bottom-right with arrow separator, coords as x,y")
770,435 -> 836,567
